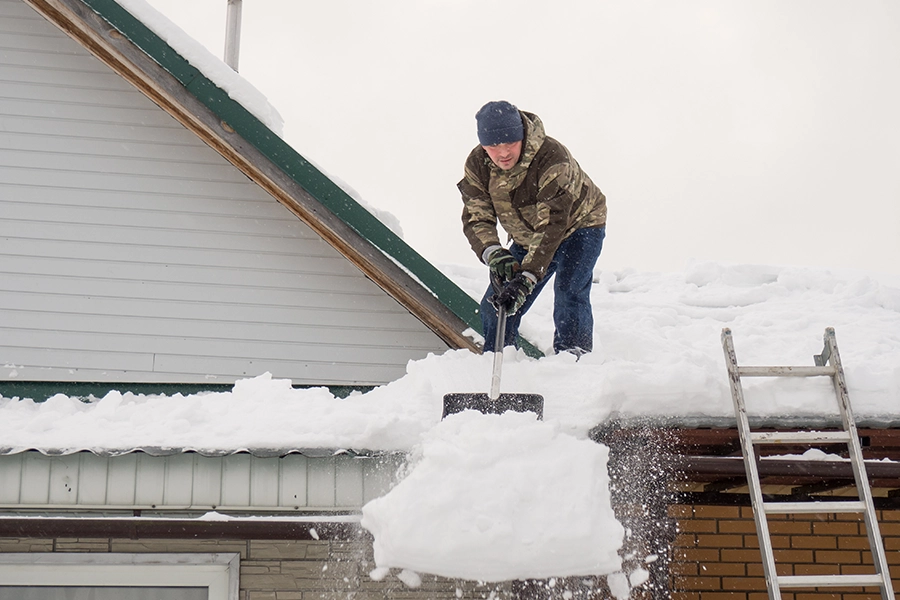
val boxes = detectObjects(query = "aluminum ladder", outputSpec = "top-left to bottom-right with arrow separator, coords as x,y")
721,327 -> 895,600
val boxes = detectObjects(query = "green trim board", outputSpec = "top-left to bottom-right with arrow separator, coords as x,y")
72,0 -> 541,358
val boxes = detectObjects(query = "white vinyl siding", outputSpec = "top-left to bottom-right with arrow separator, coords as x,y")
0,450 -> 402,512
0,0 -> 449,386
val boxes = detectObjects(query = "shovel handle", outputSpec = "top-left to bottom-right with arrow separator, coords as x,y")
489,274 -> 507,401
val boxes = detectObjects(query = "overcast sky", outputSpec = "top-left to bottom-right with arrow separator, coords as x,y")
144,0 -> 900,278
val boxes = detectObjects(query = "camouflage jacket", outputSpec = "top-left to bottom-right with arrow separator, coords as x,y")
458,111 -> 607,280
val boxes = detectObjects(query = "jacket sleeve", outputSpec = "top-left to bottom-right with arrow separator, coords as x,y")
458,151 -> 501,262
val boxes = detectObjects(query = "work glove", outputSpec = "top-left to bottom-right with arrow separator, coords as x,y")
491,271 -> 537,316
485,247 -> 520,283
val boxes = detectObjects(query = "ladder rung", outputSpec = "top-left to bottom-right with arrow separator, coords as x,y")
737,365 -> 835,377
764,500 -> 865,514
778,574 -> 886,588
751,431 -> 852,444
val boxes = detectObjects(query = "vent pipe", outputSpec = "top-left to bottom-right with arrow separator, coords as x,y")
224,0 -> 242,71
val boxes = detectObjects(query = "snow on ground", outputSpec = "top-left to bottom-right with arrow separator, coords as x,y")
2,261 -> 899,588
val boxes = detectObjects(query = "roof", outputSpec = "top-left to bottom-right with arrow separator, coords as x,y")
25,0 -> 540,357
593,423 -> 900,509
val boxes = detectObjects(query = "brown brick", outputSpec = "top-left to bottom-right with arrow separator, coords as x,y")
721,577 -> 767,591
767,521 -> 813,535
700,562 -> 746,577
772,549 -> 815,563
839,564 -> 883,577
880,510 -> 900,522
697,534 -> 744,548
693,505 -> 742,519
879,521 -> 900,536
675,547 -> 721,563
669,593 -> 700,600
745,563 -> 778,578
240,572 -> 305,591
792,563 -> 842,576
793,593 -> 843,600
54,538 -> 109,552
249,540 -> 329,560
790,535 -> 838,549
718,520 -> 758,534
675,532 -> 699,547
0,538 -> 53,552
671,561 -> 700,576
700,593 -> 754,600
240,561 -> 279,575
679,519 -> 719,533
812,521 -> 860,536
720,548 -> 765,563
837,535 -> 872,550
111,538 -> 248,557
674,576 -> 723,591
814,550 -> 862,564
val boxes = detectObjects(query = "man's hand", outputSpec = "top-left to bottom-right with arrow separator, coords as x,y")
492,272 -> 537,315
486,247 -> 520,283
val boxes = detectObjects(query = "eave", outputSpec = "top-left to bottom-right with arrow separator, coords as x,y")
594,425 -> 900,509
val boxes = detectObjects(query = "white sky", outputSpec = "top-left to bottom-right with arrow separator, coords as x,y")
142,0 -> 900,277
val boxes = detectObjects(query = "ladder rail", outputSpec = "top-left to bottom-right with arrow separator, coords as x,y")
722,329 -> 782,600
721,327 -> 896,600
823,328 -> 895,596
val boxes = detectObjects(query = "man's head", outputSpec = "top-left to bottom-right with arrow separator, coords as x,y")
476,100 -> 524,170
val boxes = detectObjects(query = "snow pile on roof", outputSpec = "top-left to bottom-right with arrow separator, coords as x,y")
2,261 -> 899,456
360,410 -> 624,582
116,0 -> 284,136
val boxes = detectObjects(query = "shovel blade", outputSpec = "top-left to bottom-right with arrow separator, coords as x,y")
442,393 -> 544,420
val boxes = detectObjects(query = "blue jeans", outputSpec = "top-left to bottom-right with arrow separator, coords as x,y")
481,226 -> 606,354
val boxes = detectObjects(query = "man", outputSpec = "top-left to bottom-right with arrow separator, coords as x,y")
458,100 -> 607,355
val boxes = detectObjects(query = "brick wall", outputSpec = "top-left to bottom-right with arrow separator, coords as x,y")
668,505 -> 900,600
0,536 -> 616,599
0,536 -> 485,599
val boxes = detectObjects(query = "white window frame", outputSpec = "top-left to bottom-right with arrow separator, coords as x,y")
0,553 -> 239,600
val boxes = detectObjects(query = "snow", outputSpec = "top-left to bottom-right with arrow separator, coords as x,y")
360,410 -> 623,582
4,261 -> 897,455
2,260 -> 899,588
114,0 -> 284,136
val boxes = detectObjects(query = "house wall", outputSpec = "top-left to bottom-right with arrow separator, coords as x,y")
0,0 -> 449,388
0,535 -> 621,599
668,504 -> 900,600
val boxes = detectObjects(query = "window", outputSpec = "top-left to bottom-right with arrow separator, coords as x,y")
0,553 -> 238,600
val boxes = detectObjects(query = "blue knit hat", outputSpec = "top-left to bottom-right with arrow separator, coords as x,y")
475,101 -> 524,146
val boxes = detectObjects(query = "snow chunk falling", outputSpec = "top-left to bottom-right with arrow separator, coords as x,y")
360,410 -> 624,582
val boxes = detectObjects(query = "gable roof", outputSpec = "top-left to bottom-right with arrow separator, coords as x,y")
23,0 -> 539,356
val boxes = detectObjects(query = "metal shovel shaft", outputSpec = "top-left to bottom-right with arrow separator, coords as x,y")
489,303 -> 506,401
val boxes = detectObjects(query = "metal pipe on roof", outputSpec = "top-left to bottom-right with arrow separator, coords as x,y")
224,0 -> 242,71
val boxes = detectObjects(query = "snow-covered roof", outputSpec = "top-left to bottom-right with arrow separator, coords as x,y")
2,261 -> 898,456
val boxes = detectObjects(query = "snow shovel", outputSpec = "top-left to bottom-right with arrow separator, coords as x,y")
442,273 -> 544,420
